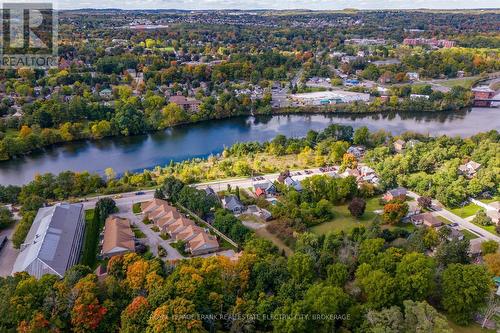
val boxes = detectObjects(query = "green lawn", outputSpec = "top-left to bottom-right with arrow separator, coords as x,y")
473,223 -> 497,234
437,216 -> 452,224
311,197 -> 383,235
132,227 -> 146,238
438,76 -> 480,89
80,209 -> 101,268
450,203 -> 482,218
461,229 -> 479,240
481,196 -> 500,204
446,317 -> 495,333
132,203 -> 142,214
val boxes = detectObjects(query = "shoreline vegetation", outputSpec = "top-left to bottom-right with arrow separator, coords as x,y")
0,85 -> 474,162
2,124 -> 498,252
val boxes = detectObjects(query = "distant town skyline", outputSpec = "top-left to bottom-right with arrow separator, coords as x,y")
58,0 -> 499,10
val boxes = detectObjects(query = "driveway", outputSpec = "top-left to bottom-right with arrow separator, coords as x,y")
0,224 -> 19,277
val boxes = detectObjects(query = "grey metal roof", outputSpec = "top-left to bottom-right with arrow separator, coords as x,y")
12,203 -> 84,278
224,195 -> 244,210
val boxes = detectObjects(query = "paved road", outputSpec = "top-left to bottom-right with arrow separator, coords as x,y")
194,167 -> 335,192
82,191 -> 155,210
407,191 -> 500,242
0,224 -> 20,277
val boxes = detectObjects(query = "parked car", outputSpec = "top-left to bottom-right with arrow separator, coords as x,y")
135,191 -> 145,195
113,194 -> 123,199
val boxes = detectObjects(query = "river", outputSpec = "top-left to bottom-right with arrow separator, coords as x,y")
1,107 -> 499,185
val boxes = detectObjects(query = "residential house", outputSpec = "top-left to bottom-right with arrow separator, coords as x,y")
469,238 -> 485,257
342,168 -> 361,179
204,186 -> 218,199
393,139 -> 406,153
458,161 -> 481,178
358,166 -> 379,185
12,203 -> 85,279
347,146 -> 365,159
407,72 -> 419,81
101,216 -> 135,258
99,88 -> 113,100
174,225 -> 205,242
411,212 -> 443,228
187,232 -> 219,256
222,195 -> 245,214
140,199 -> 219,255
406,201 -> 421,217
284,177 -> 302,191
141,199 -> 182,232
167,217 -> 196,239
407,139 -> 420,149
156,210 -> 182,232
255,187 -> 266,197
277,170 -> 291,183
383,187 -> 407,202
169,92 -> 201,113
444,226 -> 464,241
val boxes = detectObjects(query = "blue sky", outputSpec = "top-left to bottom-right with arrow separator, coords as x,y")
58,0 -> 499,10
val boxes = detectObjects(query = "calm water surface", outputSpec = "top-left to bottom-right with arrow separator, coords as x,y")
1,107 -> 499,185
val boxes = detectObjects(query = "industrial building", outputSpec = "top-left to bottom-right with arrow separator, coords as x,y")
12,203 -> 85,279
289,90 -> 370,106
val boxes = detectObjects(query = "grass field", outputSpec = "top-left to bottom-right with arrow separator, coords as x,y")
450,203 -> 483,218
132,203 -> 142,214
81,209 -> 100,268
461,229 -> 479,240
132,226 -> 146,238
481,196 -> 500,204
437,215 -> 452,225
445,317 -> 495,333
438,76 -> 480,89
310,197 -> 383,235
473,223 -> 497,234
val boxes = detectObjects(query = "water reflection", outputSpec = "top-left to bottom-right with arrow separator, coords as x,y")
1,107 -> 498,185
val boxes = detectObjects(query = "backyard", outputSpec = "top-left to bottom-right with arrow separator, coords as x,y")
310,196 -> 384,235
450,203 -> 483,218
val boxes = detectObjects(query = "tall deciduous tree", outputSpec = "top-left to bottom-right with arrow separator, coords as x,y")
441,264 -> 491,325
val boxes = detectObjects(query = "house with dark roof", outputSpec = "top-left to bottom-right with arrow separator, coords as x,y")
12,203 -> 85,279
284,177 -> 302,191
222,195 -> 245,214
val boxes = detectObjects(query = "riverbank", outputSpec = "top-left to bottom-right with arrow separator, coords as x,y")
1,108 -> 499,185
0,86 -> 473,163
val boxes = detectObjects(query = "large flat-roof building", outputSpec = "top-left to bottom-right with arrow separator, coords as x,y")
289,91 -> 370,106
12,203 -> 85,279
